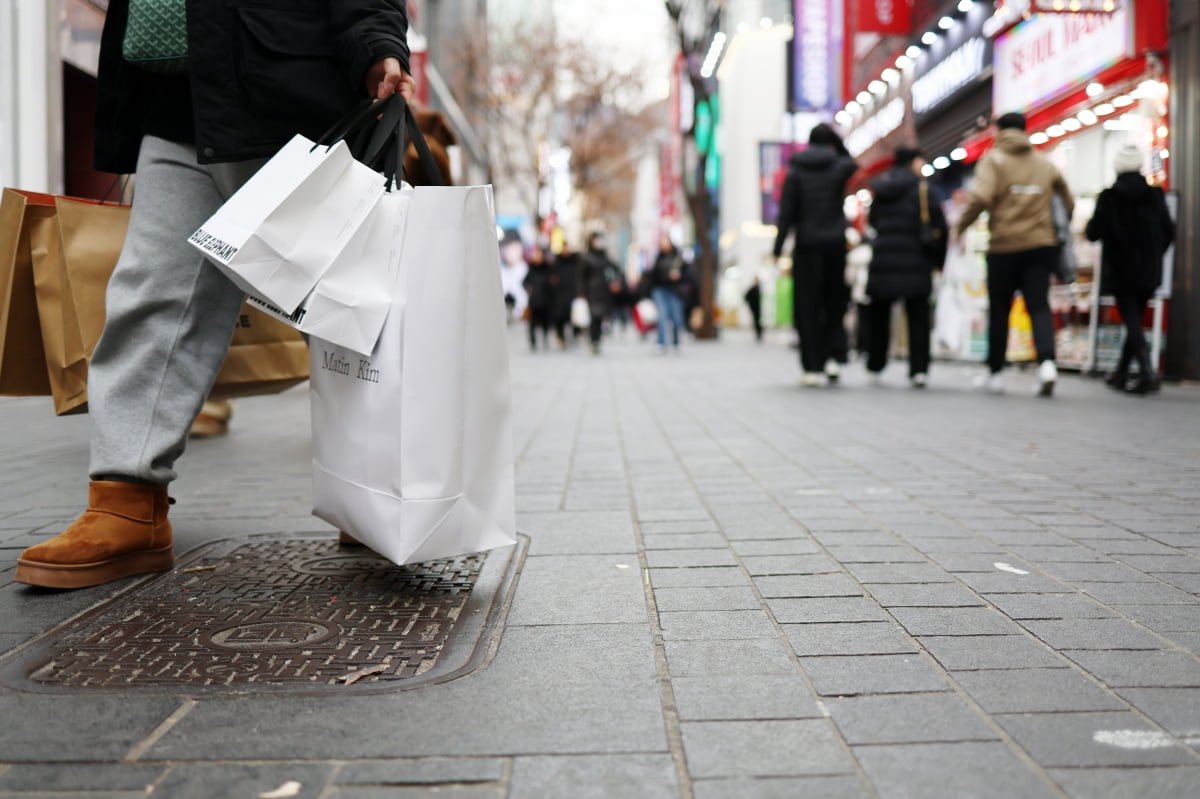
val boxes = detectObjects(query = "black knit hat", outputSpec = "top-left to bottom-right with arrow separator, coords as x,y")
996,112 -> 1027,131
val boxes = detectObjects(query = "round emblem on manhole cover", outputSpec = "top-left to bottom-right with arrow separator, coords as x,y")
202,619 -> 338,651
293,554 -> 394,576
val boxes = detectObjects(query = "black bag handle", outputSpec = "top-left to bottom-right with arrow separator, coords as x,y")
311,95 -> 398,152
359,97 -> 447,190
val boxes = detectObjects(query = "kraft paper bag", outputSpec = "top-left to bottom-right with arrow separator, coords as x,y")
189,136 -> 384,314
309,184 -> 517,566
247,190 -> 409,356
29,196 -> 131,414
0,189 -> 53,396
210,306 -> 310,400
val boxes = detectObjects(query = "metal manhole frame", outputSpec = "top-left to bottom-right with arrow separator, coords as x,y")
0,532 -> 527,697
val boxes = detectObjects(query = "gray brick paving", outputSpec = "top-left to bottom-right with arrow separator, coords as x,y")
3,328 -> 1200,796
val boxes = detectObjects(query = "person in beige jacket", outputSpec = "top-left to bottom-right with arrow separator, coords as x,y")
953,112 -> 1074,396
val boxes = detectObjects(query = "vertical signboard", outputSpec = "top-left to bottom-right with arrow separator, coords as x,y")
792,0 -> 845,113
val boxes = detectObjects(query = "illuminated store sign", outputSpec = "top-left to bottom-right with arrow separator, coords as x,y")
912,38 -> 988,114
792,0 -> 844,112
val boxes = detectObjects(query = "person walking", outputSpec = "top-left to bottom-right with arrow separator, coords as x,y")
523,246 -> 554,351
863,147 -> 948,388
580,232 -> 622,355
550,242 -> 582,347
1085,143 -> 1175,395
951,112 -> 1074,396
772,123 -> 858,386
15,1 -> 415,589
744,276 -> 764,343
647,233 -> 688,354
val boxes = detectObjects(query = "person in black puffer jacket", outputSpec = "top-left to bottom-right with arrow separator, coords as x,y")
1085,143 -> 1175,394
863,147 -> 948,388
772,123 -> 858,386
15,0 -> 414,592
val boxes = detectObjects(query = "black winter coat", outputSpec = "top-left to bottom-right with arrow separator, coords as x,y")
550,253 -> 581,321
648,249 -> 688,296
522,262 -> 553,312
96,0 -> 410,173
1085,173 -> 1175,299
581,248 -> 623,317
772,145 -> 858,256
866,167 -> 948,300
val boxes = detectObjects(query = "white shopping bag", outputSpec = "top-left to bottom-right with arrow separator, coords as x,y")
570,296 -> 591,328
635,297 -> 659,326
247,191 -> 409,356
309,184 -> 517,566
189,136 -> 384,314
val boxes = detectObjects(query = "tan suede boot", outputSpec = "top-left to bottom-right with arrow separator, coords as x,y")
15,481 -> 174,589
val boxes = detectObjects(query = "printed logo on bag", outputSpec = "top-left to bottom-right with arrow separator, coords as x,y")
319,349 -> 380,383
188,230 -> 238,263
247,294 -> 307,325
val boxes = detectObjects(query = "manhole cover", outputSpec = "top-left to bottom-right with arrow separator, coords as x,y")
1,535 -> 523,694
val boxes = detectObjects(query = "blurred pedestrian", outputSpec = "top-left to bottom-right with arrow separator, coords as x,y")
15,0 -> 414,589
1085,143 -> 1175,395
863,147 -> 948,388
522,246 -> 553,351
550,242 -> 582,347
951,112 -> 1074,397
772,123 -> 858,386
744,276 -> 764,343
648,233 -> 688,353
580,232 -> 622,354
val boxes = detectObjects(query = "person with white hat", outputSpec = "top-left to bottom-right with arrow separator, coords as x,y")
1085,143 -> 1176,394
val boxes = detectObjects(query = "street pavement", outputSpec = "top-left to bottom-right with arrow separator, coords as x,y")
2,322 -> 1199,798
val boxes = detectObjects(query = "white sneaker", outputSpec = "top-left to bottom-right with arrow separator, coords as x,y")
824,361 -> 841,383
867,371 -> 883,387
800,372 -> 823,387
974,372 -> 1005,394
911,373 -> 927,389
1036,360 -> 1057,397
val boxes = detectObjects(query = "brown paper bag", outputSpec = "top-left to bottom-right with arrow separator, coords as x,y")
0,189 -> 53,396
28,197 -> 127,414
209,306 -> 310,400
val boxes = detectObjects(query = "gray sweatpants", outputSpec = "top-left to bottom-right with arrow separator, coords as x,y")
88,136 -> 265,484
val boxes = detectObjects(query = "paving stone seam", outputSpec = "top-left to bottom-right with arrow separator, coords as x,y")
625,367 -> 882,798
605,366 -> 695,799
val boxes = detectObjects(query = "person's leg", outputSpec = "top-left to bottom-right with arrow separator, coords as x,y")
1115,293 -> 1156,390
823,249 -> 851,365
1018,247 -> 1057,365
667,292 -> 685,348
794,250 -> 824,374
18,137 -> 264,589
652,287 -> 669,348
864,299 -> 892,375
905,295 -> 932,377
985,252 -> 1019,374
89,137 -> 262,484
1112,293 -> 1139,381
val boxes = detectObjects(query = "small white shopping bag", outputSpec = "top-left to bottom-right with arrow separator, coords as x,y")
309,184 -> 516,566
189,136 -> 384,314
247,191 -> 409,356
570,296 -> 591,328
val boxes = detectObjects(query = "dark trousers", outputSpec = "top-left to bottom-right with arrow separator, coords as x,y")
793,246 -> 850,373
864,295 -> 931,377
1114,293 -> 1153,376
528,308 -> 550,350
985,247 -> 1056,373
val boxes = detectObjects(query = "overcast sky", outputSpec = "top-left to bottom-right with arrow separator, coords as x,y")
553,0 -> 674,101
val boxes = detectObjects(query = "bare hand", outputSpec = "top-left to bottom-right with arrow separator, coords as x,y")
366,57 -> 416,102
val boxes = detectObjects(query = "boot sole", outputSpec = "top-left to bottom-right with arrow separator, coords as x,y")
1038,379 -> 1055,397
14,546 -> 175,589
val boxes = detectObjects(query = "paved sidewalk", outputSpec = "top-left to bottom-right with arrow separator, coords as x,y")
2,325 -> 1199,798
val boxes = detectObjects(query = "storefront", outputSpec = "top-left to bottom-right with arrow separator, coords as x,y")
910,0 -> 995,195
971,0 -> 1171,371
